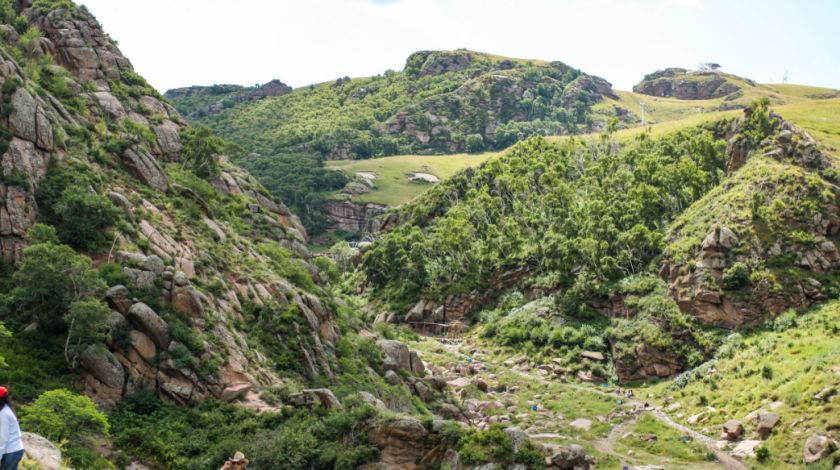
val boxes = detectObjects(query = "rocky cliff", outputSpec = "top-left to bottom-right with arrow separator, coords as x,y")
0,1 -> 342,414
324,199 -> 386,235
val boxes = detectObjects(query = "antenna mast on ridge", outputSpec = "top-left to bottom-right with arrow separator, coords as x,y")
783,71 -> 788,84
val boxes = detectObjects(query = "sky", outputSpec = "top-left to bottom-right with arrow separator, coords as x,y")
80,0 -> 840,94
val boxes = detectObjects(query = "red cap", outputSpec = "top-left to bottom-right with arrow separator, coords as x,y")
0,387 -> 7,397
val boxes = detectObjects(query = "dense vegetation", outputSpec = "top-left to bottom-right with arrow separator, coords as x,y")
167,51 -> 610,234
362,120 -> 730,309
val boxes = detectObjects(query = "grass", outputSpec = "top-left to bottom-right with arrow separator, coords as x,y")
587,82 -> 838,137
628,302 -> 840,469
326,152 -> 495,206
618,414 -> 717,463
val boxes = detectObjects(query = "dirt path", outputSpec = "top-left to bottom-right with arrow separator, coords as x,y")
592,413 -> 647,468
430,341 -> 750,470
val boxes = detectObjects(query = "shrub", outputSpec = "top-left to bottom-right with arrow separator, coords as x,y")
53,186 -> 123,250
773,310 -> 797,332
458,425 -> 513,467
514,440 -> 547,470
721,262 -> 750,290
755,445 -> 770,463
465,134 -> 485,153
20,389 -> 110,443
761,364 -> 773,380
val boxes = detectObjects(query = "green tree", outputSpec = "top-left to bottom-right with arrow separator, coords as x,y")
465,134 -> 485,153
17,27 -> 42,70
180,125 -> 243,177
0,0 -> 15,24
53,186 -> 123,250
328,241 -> 354,279
9,242 -> 108,355
20,389 -> 110,443
64,300 -> 111,368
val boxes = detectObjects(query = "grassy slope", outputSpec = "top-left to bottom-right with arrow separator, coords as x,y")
326,152 -> 496,206
322,93 -> 838,218
632,302 -> 840,469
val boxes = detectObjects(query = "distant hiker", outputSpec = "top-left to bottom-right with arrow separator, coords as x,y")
220,452 -> 249,470
0,387 -> 24,470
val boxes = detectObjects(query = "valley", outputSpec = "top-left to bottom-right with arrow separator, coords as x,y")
0,1 -> 833,470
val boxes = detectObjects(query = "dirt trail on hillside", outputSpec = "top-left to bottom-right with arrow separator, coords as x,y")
430,341 -> 750,470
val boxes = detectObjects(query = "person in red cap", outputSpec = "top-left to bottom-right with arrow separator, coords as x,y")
0,387 -> 23,470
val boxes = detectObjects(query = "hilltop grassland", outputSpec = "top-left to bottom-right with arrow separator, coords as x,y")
326,152 -> 496,206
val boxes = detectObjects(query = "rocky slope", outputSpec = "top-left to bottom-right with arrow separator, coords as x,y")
633,68 -> 742,100
0,0 -> 340,415
163,79 -> 292,120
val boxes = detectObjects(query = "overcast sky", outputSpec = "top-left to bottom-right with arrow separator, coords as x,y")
80,0 -> 839,93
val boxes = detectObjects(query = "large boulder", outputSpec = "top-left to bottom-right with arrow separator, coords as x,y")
503,427 -> 528,453
366,418 -> 430,468
21,433 -> 62,470
803,434 -> 832,465
129,330 -> 157,361
409,350 -> 424,375
756,412 -> 780,436
80,345 -> 125,390
550,444 -> 591,470
127,302 -> 172,349
581,351 -> 605,362
121,146 -> 169,192
288,389 -> 342,409
358,391 -> 387,409
434,403 -> 469,425
108,192 -> 134,222
377,340 -> 411,372
383,370 -> 402,386
103,285 -> 133,314
171,281 -> 206,318
721,420 -> 743,440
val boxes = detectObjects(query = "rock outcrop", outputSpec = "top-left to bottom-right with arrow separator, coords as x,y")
660,115 -> 839,331
324,199 -> 386,235
633,69 -> 740,100
164,80 -> 292,120
803,434 -> 832,465
288,389 -> 342,409
417,51 -> 473,78
21,433 -> 63,470
561,75 -> 619,107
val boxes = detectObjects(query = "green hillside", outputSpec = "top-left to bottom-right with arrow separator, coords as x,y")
166,50 -> 623,234
358,98 -> 840,468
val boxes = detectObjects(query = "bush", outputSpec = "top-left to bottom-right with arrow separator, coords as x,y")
20,389 -> 110,443
721,262 -> 750,290
773,310 -> 797,332
53,186 -> 123,250
755,445 -> 770,463
761,364 -> 773,380
458,425 -> 513,467
465,134 -> 485,153
514,440 -> 547,470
